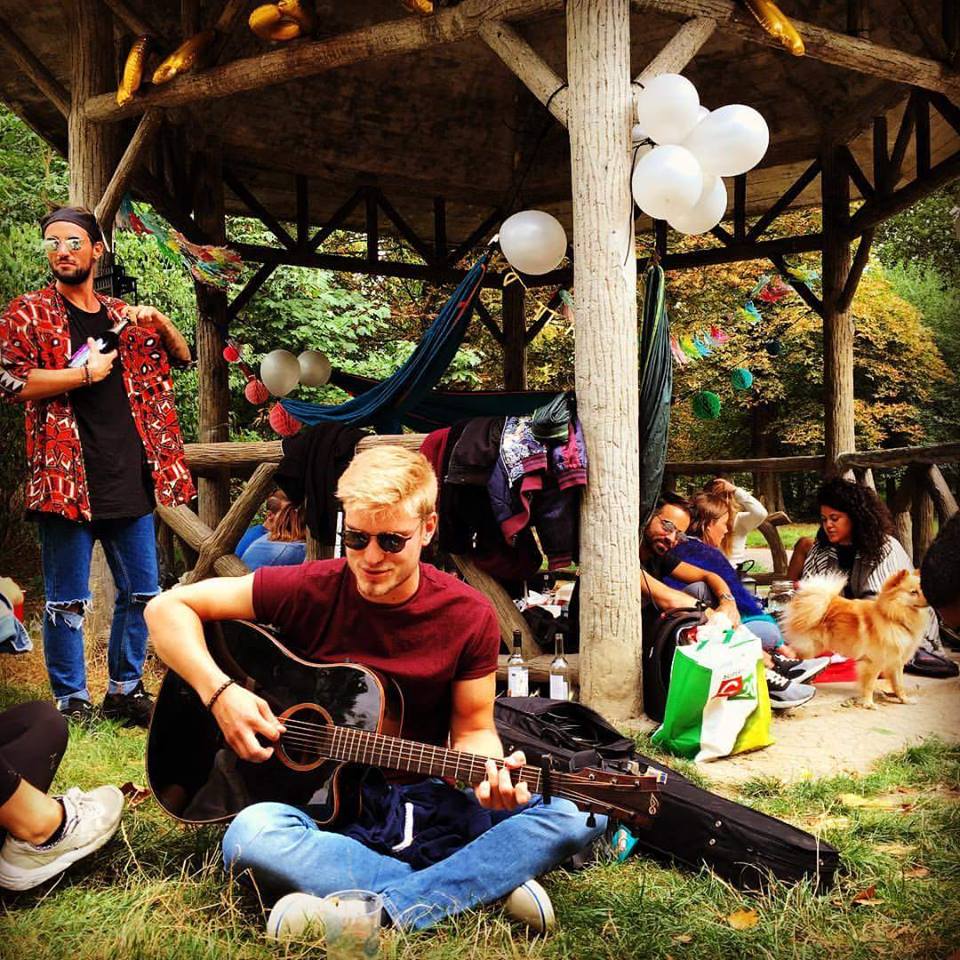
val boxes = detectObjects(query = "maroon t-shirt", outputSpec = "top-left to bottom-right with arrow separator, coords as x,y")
252,559 -> 500,749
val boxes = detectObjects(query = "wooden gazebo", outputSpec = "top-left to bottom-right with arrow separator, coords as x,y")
1,0 -> 958,718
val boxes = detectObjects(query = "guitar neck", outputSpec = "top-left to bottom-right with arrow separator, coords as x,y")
317,723 -> 545,790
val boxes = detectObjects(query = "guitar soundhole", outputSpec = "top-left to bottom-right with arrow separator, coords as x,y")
277,703 -> 332,772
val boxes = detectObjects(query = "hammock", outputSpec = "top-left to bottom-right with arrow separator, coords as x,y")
638,262 -> 673,526
280,251 -> 492,433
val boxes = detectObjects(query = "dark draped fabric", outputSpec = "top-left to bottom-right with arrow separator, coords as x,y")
638,263 -> 673,526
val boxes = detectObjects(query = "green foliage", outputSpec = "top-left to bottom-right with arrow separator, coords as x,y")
0,105 -> 68,228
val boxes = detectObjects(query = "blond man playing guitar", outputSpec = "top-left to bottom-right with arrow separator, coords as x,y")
146,446 -> 605,936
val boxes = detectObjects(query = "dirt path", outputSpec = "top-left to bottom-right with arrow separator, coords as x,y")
628,665 -> 960,786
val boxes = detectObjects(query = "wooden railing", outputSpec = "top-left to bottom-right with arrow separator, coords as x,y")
161,438 -> 960,669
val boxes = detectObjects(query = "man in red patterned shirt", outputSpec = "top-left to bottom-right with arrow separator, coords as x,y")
0,206 -> 195,726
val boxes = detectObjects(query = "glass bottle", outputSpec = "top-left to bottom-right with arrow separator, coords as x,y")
506,629 -> 529,698
68,317 -> 129,368
766,580 -> 795,616
549,631 -> 571,701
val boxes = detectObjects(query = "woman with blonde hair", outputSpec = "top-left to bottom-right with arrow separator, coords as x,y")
703,477 -> 767,566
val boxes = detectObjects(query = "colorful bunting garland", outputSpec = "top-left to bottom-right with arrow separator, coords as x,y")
116,195 -> 243,290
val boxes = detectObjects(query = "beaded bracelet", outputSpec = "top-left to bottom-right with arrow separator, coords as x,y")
82,364 -> 92,387
206,679 -> 235,711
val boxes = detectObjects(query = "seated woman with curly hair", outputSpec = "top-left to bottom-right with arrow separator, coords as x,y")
788,477 -> 941,652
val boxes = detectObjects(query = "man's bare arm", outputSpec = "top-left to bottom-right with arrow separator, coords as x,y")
145,576 -> 282,761
15,341 -> 116,402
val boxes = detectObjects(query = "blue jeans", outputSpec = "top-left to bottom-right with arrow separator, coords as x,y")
222,793 -> 606,931
38,513 -> 159,705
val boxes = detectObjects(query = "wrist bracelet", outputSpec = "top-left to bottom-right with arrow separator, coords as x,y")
82,364 -> 91,387
206,679 -> 235,711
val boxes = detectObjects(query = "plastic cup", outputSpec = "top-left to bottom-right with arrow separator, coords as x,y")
320,890 -> 382,960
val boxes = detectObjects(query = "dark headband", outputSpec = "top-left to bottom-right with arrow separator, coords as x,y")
40,207 -> 103,244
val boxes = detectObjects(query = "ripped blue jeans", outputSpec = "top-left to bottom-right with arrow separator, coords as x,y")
37,513 -> 159,706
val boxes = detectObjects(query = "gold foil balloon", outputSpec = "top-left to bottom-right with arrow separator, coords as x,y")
249,0 -> 313,41
742,0 -> 805,56
152,30 -> 214,85
116,35 -> 149,106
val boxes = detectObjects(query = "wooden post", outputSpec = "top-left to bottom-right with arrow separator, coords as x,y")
193,145 -> 232,528
502,282 -> 527,391
66,0 -> 122,651
567,0 -> 641,720
820,144 -> 856,475
887,475 -> 914,561
910,465 -> 937,562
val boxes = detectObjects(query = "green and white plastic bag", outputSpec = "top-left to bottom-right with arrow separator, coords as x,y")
651,616 -> 773,762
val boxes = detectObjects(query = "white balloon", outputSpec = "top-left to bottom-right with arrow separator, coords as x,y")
695,105 -> 710,124
682,103 -> 769,177
499,210 -> 568,275
635,73 -> 701,145
298,349 -> 332,388
668,175 -> 728,235
260,349 -> 300,397
631,145 -> 703,222
631,123 -> 648,144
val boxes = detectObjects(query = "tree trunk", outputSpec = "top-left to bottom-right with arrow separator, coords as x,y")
751,402 -> 784,511
821,144 -> 856,474
66,1 -> 122,652
567,0 -> 641,720
193,145 -> 232,529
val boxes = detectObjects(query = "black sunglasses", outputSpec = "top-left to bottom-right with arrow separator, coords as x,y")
342,523 -> 421,555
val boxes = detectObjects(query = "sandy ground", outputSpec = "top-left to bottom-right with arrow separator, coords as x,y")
627,666 -> 960,786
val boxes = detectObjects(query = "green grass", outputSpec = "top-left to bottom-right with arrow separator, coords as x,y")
746,523 -> 819,551
1,678 -> 958,960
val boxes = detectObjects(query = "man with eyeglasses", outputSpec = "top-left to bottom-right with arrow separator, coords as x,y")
0,206 -> 195,726
639,497 -> 742,625
146,446 -> 603,937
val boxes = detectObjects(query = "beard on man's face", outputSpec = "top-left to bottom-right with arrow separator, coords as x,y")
52,262 -> 92,285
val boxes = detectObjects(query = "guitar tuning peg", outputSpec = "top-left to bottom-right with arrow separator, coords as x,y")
586,809 -> 597,829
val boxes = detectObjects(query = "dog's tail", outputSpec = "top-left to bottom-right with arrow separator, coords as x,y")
781,573 -> 848,637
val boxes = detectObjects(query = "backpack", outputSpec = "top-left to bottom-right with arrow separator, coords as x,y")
642,607 -> 707,722
493,696 -> 840,892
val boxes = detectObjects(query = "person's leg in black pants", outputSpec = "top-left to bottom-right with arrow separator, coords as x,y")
0,701 -> 125,891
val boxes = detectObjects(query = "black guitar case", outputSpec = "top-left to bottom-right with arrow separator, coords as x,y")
494,697 -> 840,893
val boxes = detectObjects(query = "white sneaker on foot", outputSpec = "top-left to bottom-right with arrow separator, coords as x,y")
267,889 -> 383,942
765,669 -> 816,710
0,785 -> 124,890
503,878 -> 555,934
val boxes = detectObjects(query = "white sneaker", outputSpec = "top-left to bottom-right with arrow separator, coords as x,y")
266,890 -> 383,942
765,669 -> 816,711
0,785 -> 124,890
503,878 -> 555,934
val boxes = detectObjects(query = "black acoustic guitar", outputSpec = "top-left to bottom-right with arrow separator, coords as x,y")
146,619 -> 663,829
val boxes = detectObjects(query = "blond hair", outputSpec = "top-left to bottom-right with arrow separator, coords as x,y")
336,447 -> 438,519
702,481 -> 741,556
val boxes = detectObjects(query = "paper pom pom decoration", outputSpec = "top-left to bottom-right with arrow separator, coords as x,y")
765,339 -> 783,356
222,344 -> 241,363
692,390 -> 722,420
731,367 -> 754,390
244,379 -> 270,406
268,402 -> 302,437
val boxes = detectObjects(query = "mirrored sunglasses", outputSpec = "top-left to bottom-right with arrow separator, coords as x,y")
658,517 -> 687,542
342,526 -> 420,554
40,236 -> 84,253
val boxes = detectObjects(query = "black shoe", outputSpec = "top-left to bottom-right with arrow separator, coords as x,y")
58,698 -> 95,724
101,682 -> 154,728
770,651 -> 832,684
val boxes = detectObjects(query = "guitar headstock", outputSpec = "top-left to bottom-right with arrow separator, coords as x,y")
552,766 -> 666,829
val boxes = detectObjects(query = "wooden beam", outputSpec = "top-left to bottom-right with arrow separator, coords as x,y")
842,146 -> 874,200
836,441 -> 960,469
911,464 -> 937,560
434,197 -> 447,263
915,92 -> 931,177
837,228 -> 874,313
208,0 -> 250,64
365,188 -> 378,266
897,0 -> 950,61
295,174 -> 309,247
635,16 -> 718,83
223,168 -> 296,250
926,464 -> 960,519
733,174 -> 747,241
100,0 -> 166,40
184,440 -> 283,475
873,114 -> 888,190
474,299 -> 506,345
502,281 -> 527,390
95,109 -> 163,230
847,0 -> 870,39
886,92 -> 918,191
227,261 -> 278,321
631,0 -> 960,98
85,0 -> 564,121
664,454 -> 825,473
674,231 -> 823,268
770,254 -> 825,317
849,148 -> 960,233
745,161 -> 821,242
182,462 -> 279,584
376,191 -> 436,265
0,17 -> 70,117
308,187 -> 366,251
478,19 -> 568,126
928,91 -> 960,135
156,504 -> 250,578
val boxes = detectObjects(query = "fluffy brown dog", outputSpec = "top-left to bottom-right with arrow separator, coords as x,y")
781,570 -> 929,708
